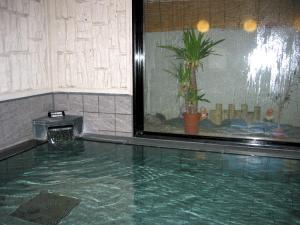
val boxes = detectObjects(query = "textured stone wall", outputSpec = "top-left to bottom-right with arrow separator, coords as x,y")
0,0 -> 133,100
0,0 -> 51,100
49,0 -> 132,94
0,94 -> 54,150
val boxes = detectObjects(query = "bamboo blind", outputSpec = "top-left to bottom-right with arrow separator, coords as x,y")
144,0 -> 300,32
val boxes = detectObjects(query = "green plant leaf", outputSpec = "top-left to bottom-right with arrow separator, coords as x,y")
158,29 -> 224,111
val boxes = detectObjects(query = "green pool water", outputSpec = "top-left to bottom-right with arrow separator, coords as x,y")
0,140 -> 299,225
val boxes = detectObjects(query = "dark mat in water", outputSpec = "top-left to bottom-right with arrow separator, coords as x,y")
11,191 -> 80,225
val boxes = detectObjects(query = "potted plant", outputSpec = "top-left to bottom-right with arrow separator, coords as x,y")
160,29 -> 224,134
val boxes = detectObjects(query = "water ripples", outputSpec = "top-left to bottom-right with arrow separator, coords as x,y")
0,141 -> 299,224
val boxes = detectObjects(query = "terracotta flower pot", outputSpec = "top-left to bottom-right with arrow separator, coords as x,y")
183,113 -> 201,135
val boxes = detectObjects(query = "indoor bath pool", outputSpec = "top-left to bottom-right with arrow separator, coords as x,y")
0,140 -> 299,225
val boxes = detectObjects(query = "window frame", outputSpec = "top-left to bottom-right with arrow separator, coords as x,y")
132,0 -> 300,148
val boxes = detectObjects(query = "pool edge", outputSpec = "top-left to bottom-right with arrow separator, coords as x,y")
81,134 -> 300,160
1,134 -> 299,160
0,140 -> 46,161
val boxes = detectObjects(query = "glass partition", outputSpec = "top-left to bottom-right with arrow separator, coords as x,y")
142,0 -> 300,143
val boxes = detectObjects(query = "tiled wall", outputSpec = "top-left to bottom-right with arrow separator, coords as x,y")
53,93 -> 133,137
0,94 -> 53,150
0,92 -> 133,151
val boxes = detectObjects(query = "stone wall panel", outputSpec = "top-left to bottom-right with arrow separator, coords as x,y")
117,11 -> 127,53
65,53 -> 76,87
8,0 -> 29,15
0,35 -> 5,55
10,54 -> 29,91
0,0 -> 51,97
57,52 -> 66,87
0,10 -> 8,34
17,15 -> 29,51
28,0 -> 44,40
118,55 -> 127,88
56,20 -> 66,51
66,19 -> 76,51
55,0 -> 67,19
0,0 -> 132,97
0,0 -> 7,9
0,56 -> 10,92
117,0 -> 126,11
0,35 -> 4,54
5,13 -> 18,52
76,21 -> 91,39
75,0 -> 91,22
92,1 -> 108,24
51,0 -> 132,93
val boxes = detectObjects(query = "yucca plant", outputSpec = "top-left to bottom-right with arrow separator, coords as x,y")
165,63 -> 191,99
166,63 -> 209,112
160,29 -> 224,114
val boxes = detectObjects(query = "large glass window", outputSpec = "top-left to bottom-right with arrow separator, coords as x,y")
141,0 -> 300,144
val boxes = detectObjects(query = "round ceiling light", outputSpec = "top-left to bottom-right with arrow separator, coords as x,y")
294,17 -> 300,31
197,20 -> 210,33
243,19 -> 257,32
